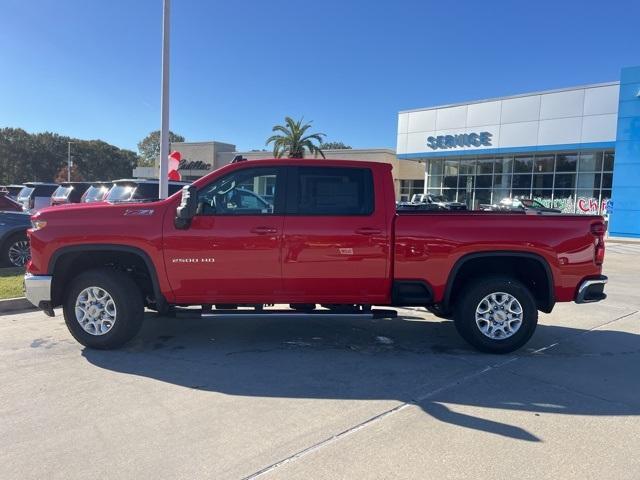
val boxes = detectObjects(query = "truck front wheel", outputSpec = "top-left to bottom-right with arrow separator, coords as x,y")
453,276 -> 538,354
63,268 -> 144,349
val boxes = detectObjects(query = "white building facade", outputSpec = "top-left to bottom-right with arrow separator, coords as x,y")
397,82 -> 619,215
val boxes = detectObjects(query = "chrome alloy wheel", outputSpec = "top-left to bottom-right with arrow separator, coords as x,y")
475,292 -> 523,340
8,240 -> 30,267
75,287 -> 117,336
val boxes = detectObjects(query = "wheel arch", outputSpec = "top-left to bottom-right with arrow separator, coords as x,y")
1,226 -> 29,245
48,244 -> 166,310
442,251 -> 555,314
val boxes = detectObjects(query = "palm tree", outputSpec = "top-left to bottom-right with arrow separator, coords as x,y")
266,117 -> 326,158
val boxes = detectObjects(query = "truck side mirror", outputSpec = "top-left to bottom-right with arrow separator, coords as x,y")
174,185 -> 197,229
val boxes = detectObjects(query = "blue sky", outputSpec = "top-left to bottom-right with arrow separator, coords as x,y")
1,0 -> 638,152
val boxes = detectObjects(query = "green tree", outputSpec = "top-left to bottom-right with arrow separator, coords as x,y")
0,128 -> 137,184
137,130 -> 185,167
319,141 -> 352,150
266,117 -> 325,158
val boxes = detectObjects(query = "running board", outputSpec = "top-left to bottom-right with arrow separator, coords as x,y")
175,308 -> 398,319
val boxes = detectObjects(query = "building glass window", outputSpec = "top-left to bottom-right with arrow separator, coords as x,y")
556,153 -> 578,172
552,189 -> 575,212
412,149 -> 613,213
603,153 -> 614,171
532,174 -> 553,189
514,156 -> 533,173
477,157 -> 494,175
495,157 -> 513,174
579,152 -> 602,172
443,159 -> 459,176
427,175 -> 442,190
428,159 -> 444,176
475,175 -> 492,189
399,179 -> 425,202
512,174 -> 532,189
534,155 -> 555,173
532,189 -> 553,209
577,172 -> 601,190
442,189 -> 457,201
459,158 -> 476,175
474,190 -> 492,209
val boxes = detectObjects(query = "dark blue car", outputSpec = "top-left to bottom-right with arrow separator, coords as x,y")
0,211 -> 31,267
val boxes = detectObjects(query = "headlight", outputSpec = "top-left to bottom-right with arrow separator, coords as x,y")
31,219 -> 47,231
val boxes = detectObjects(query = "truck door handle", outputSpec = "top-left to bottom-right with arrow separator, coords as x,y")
355,227 -> 382,235
251,226 -> 278,234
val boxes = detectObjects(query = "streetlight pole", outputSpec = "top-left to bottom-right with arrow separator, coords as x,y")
158,0 -> 170,199
67,141 -> 73,182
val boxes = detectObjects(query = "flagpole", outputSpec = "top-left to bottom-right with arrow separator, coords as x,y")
158,0 -> 170,198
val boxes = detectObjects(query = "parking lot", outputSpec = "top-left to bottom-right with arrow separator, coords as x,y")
1,246 -> 638,480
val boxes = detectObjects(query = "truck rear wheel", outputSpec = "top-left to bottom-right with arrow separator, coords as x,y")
454,276 -> 537,354
63,268 -> 144,349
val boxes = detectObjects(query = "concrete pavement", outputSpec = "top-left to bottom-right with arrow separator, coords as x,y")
0,249 -> 638,479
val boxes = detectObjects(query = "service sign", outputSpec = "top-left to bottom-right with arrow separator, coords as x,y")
427,131 -> 492,150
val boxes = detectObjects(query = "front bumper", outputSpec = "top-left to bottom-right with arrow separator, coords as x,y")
575,275 -> 608,304
24,274 -> 53,312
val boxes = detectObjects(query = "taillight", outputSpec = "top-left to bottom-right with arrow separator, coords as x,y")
591,222 -> 605,265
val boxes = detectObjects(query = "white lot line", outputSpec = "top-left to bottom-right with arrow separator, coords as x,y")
241,309 -> 639,480
606,243 -> 640,255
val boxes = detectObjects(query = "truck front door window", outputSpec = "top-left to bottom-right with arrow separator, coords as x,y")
198,168 -> 277,215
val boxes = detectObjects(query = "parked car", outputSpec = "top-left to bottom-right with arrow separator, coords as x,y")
50,182 -> 94,206
396,202 -> 441,211
16,182 -> 59,212
104,179 -> 189,203
0,192 -> 23,212
0,211 -> 31,267
410,193 -> 467,211
80,182 -> 111,203
3,185 -> 25,200
482,197 -> 562,213
25,159 -> 607,354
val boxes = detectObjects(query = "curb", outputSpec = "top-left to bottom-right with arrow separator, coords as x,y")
0,297 -> 36,314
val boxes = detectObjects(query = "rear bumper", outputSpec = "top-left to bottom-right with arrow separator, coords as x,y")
24,274 -> 53,311
575,275 -> 608,304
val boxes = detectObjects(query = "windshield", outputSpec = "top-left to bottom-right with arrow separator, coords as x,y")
430,195 -> 446,202
105,183 -> 164,202
105,185 -> 137,202
51,186 -> 73,200
16,187 -> 34,201
82,185 -> 109,202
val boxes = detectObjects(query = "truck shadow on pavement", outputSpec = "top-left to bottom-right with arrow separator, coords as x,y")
82,310 -> 640,443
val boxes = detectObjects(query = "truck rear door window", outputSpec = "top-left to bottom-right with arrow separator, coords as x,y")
292,167 -> 374,215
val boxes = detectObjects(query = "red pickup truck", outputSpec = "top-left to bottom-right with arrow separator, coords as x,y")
24,159 -> 607,353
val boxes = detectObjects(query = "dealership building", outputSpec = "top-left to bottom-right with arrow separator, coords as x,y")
397,65 -> 640,238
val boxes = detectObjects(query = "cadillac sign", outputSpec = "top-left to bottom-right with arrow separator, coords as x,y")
427,131 -> 492,150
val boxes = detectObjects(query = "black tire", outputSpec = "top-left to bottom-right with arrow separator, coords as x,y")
1,232 -> 30,267
63,268 -> 144,349
426,305 -> 452,319
454,276 -> 538,354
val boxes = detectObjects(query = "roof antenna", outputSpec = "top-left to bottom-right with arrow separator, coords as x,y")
232,155 -> 246,163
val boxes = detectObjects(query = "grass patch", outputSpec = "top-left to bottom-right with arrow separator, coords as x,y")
0,267 -> 24,300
